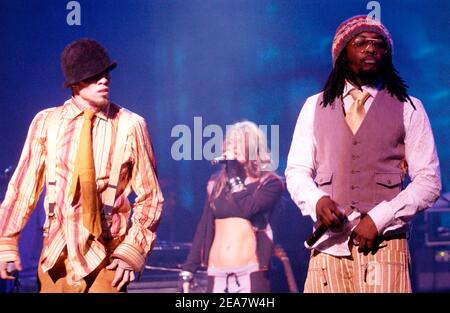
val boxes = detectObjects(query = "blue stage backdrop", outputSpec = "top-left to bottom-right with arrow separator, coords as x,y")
0,0 -> 449,292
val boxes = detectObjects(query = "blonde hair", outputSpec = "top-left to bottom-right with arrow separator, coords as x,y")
209,120 -> 277,203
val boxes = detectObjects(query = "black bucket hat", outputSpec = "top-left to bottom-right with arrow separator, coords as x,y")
61,38 -> 117,88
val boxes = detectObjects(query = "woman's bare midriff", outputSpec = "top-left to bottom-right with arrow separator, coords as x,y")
208,217 -> 258,268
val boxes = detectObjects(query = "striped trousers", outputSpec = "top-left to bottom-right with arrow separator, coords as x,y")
304,238 -> 411,293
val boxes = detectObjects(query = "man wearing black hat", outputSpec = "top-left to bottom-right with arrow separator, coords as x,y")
286,16 -> 441,292
0,39 -> 164,292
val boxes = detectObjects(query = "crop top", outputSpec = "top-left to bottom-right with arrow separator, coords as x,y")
182,173 -> 283,273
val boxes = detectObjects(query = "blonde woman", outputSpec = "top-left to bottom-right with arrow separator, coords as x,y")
181,121 -> 283,293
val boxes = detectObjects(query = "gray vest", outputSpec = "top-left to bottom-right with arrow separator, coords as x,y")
313,89 -> 405,214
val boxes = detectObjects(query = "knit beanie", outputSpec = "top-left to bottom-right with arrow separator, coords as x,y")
332,15 -> 393,66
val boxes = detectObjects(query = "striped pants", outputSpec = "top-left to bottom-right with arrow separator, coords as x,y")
304,238 -> 411,293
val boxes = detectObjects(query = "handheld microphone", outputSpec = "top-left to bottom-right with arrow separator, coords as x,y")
304,207 -> 351,249
210,156 -> 227,165
304,222 -> 329,249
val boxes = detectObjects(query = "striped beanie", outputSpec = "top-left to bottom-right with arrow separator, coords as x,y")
332,15 -> 393,66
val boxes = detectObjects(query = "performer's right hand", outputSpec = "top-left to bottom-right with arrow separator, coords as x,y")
225,160 -> 241,177
316,196 -> 346,228
223,150 -> 246,180
0,261 -> 22,280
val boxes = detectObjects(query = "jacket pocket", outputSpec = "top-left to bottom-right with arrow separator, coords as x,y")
375,173 -> 402,188
314,172 -> 333,196
374,172 -> 402,203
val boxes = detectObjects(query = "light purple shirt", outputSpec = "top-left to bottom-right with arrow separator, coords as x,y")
285,81 -> 441,256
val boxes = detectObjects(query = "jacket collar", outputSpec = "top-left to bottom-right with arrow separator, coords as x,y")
61,98 -> 110,121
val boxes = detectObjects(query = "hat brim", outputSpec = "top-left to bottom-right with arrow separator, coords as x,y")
63,61 -> 117,88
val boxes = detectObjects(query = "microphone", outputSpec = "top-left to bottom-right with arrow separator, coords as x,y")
304,222 -> 329,249
210,156 -> 227,165
304,207 -> 351,249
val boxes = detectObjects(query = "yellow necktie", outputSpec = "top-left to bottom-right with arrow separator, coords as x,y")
70,109 -> 102,238
346,89 -> 371,134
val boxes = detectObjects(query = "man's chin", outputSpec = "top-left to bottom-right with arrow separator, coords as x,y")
359,69 -> 380,83
92,98 -> 109,108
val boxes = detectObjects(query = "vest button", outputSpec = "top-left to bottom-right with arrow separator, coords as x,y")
387,179 -> 392,184
352,140 -> 358,145
351,200 -> 358,205
351,185 -> 358,190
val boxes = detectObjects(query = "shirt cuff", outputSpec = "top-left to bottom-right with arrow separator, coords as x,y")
367,201 -> 394,234
111,242 -> 147,272
309,189 -> 330,222
0,237 -> 20,263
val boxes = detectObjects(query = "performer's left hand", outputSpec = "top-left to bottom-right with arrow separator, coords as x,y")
350,215 -> 378,254
106,258 -> 135,291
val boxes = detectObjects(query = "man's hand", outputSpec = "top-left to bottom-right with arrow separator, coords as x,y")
316,196 -> 346,228
106,258 -> 135,291
0,261 -> 22,280
350,215 -> 378,254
